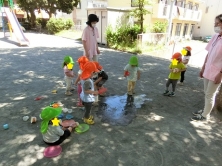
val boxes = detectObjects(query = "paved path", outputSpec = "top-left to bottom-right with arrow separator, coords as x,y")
0,33 -> 222,166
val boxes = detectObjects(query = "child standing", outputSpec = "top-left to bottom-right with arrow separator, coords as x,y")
63,56 -> 75,96
163,52 -> 186,97
74,56 -> 89,107
40,107 -> 76,145
80,62 -> 99,125
178,46 -> 192,85
124,55 -> 141,103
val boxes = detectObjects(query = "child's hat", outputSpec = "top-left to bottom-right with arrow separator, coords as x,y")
40,107 -> 62,134
77,56 -> 89,70
184,46 -> 192,51
171,52 -> 182,59
64,56 -> 74,64
129,55 -> 139,66
93,61 -> 103,70
80,62 -> 99,80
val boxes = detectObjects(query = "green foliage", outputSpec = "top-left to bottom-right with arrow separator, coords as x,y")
36,18 -> 49,28
150,21 -> 168,33
105,24 -> 142,54
46,18 -> 74,34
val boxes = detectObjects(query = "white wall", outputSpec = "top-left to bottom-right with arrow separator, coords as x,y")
193,0 -> 222,38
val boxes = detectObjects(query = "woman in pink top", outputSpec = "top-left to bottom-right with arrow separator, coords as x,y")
192,14 -> 222,121
82,14 -> 100,61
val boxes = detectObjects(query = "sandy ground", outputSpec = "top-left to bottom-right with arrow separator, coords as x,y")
0,33 -> 222,166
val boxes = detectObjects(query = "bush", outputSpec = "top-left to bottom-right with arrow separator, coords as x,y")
46,18 -> 74,34
36,18 -> 49,28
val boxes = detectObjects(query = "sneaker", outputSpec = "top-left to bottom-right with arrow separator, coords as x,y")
178,82 -> 184,86
82,115 -> 94,120
65,92 -> 72,96
191,114 -> 206,121
83,117 -> 95,125
163,90 -> 169,96
168,92 -> 175,97
192,110 -> 203,116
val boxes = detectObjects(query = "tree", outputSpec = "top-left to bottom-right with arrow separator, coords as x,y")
129,0 -> 152,33
40,0 -> 80,18
16,0 -> 40,27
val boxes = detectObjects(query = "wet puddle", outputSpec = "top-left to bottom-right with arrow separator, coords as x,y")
97,94 -> 152,126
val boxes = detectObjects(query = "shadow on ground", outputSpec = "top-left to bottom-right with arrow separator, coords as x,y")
0,47 -> 222,166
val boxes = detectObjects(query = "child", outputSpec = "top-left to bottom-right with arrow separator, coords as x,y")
74,56 -> 89,107
80,62 -> 99,125
93,62 -> 108,104
124,55 -> 141,103
178,46 -> 192,85
163,52 -> 186,97
63,56 -> 75,96
40,107 -> 77,145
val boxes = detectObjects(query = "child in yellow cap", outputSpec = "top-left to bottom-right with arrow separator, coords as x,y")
63,56 -> 75,96
124,55 -> 141,103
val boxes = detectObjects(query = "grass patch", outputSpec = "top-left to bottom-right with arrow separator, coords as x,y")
55,30 -> 82,40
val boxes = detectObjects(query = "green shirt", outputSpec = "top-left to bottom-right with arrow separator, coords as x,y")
168,62 -> 186,79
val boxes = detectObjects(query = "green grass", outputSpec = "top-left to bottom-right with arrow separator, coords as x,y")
55,30 -> 82,40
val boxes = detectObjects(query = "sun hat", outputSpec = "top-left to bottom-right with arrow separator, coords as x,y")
64,56 -> 74,64
171,52 -> 182,59
184,46 -> 192,51
80,62 -> 99,80
129,55 -> 139,66
77,56 -> 89,70
93,61 -> 103,70
40,107 -> 62,134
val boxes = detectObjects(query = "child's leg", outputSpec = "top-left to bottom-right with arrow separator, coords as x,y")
83,102 -> 94,124
127,81 -> 133,95
166,79 -> 171,90
65,77 -> 72,92
180,71 -> 186,83
171,79 -> 178,92
44,129 -> 71,145
131,81 -> 136,94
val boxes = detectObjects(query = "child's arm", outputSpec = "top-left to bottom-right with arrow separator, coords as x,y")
94,77 -> 102,85
74,75 -> 81,85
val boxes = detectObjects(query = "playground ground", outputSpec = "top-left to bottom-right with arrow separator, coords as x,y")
1,32 -> 222,166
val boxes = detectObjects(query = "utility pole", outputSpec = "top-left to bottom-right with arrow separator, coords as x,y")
166,0 -> 176,43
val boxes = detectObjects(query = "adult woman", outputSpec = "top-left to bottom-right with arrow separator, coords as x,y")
82,14 -> 100,61
192,14 -> 222,121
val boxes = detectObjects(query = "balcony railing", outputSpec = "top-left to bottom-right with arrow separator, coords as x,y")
87,1 -> 107,8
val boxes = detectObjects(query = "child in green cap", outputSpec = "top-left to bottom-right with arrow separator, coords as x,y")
40,107 -> 77,145
63,56 -> 75,96
124,55 -> 141,103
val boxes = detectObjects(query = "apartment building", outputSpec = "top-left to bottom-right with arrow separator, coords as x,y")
192,0 -> 222,38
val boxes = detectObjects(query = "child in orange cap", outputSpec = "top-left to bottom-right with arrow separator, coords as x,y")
93,62 -> 108,104
178,46 -> 192,85
80,62 -> 99,125
74,56 -> 89,107
163,52 -> 186,97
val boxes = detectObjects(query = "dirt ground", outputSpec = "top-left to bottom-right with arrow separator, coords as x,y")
0,33 -> 222,166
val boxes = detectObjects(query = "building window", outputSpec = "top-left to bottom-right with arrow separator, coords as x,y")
190,24 -> 195,36
205,6 -> 209,13
183,23 -> 188,37
175,23 -> 182,36
131,0 -> 139,7
192,3 -> 199,11
185,2 -> 192,9
176,0 -> 185,7
76,2 -> 81,9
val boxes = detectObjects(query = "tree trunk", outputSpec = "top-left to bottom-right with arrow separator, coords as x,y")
29,10 -> 36,27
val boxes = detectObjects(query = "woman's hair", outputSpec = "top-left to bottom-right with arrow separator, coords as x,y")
63,62 -> 67,67
86,14 -> 99,26
215,14 -> 222,23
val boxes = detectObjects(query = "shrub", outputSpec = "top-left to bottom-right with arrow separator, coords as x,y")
46,18 -> 74,34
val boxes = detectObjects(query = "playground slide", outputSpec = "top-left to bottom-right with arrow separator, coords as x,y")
3,7 -> 29,46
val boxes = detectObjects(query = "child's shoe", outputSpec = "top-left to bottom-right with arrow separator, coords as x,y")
163,90 -> 169,96
65,91 -> 73,96
178,82 -> 184,86
168,92 -> 175,97
83,117 -> 95,125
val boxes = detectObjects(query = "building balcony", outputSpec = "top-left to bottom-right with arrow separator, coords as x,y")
87,1 -> 107,8
152,3 -> 202,22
